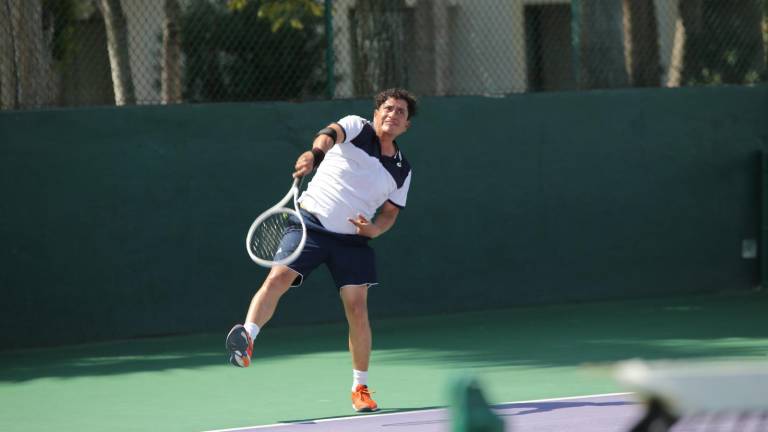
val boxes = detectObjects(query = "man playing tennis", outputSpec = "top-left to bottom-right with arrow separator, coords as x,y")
227,88 -> 417,412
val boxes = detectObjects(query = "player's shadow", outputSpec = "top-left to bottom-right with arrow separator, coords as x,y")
279,400 -> 636,427
495,400 -> 637,417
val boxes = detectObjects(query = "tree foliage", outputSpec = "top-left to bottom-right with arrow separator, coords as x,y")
181,0 -> 325,102
680,0 -> 766,85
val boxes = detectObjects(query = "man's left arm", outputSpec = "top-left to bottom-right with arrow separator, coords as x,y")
347,201 -> 400,239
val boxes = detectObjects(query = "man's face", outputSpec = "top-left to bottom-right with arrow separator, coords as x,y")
374,97 -> 410,138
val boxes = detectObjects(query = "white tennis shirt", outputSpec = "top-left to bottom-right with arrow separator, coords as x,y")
298,115 -> 412,235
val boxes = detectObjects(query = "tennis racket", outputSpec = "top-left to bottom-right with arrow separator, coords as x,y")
246,177 -> 307,267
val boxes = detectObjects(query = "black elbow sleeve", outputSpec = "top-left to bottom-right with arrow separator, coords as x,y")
316,127 -> 337,143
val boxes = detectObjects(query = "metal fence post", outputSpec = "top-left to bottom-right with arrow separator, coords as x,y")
325,0 -> 335,99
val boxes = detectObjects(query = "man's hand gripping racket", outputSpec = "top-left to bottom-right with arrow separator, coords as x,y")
245,176 -> 307,267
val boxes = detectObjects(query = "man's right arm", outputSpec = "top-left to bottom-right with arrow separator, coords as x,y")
293,123 -> 346,178
313,123 -> 345,153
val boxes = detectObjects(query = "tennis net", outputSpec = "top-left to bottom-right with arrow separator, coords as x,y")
616,359 -> 768,432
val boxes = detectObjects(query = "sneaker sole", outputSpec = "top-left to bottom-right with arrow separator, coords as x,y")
352,405 -> 379,412
226,325 -> 251,367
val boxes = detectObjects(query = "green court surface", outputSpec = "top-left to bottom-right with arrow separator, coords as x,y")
1,291 -> 766,432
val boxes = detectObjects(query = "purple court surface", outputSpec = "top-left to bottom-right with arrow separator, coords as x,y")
204,393 -> 642,432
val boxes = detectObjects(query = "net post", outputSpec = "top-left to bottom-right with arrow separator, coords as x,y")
448,373 -> 504,432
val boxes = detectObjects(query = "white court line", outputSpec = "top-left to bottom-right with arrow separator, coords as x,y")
202,392 -> 634,432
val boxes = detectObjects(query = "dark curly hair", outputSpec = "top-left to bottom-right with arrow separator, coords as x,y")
374,88 -> 418,119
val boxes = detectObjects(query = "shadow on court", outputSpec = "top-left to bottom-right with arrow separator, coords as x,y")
1,290 -> 766,383
495,400 -> 637,417
372,290 -> 768,368
277,405 -> 444,424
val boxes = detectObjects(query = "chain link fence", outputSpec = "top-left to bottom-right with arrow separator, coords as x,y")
1,0 -> 766,110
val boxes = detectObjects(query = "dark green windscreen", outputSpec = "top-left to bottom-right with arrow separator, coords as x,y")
1,86 -> 766,348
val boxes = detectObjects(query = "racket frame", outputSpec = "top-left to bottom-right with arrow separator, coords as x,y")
245,177 -> 307,267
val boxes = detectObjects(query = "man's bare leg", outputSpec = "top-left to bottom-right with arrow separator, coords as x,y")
226,266 -> 298,367
340,284 -> 371,371
341,284 -> 378,411
246,265 -> 299,327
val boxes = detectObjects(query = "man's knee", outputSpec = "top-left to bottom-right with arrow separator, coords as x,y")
341,285 -> 369,321
262,267 -> 299,294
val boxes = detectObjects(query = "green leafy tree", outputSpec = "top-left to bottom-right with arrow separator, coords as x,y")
180,0 -> 325,102
251,0 -> 322,32
680,0 -> 766,85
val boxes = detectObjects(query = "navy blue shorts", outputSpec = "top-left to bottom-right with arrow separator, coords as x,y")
274,209 -> 377,289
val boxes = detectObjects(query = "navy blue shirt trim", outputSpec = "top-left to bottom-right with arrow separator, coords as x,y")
349,123 -> 411,189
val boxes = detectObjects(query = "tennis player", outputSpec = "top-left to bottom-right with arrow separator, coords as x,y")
227,88 -> 417,412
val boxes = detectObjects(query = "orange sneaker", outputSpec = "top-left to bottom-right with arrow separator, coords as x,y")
351,384 -> 379,412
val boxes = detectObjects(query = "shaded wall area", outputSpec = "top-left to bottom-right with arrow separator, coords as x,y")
1,86 -> 766,349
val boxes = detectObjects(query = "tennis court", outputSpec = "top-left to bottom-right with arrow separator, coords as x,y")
1,290 -> 766,432
204,393 -> 638,432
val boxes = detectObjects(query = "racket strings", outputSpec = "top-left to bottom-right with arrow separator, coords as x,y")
249,211 -> 294,261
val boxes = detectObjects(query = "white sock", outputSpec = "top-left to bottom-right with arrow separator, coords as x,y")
244,322 -> 260,340
352,369 -> 368,391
